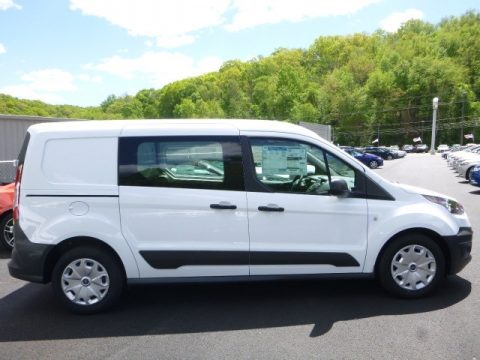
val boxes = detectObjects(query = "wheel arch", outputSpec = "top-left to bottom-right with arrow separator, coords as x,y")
44,236 -> 127,283
374,227 -> 450,276
466,165 -> 475,180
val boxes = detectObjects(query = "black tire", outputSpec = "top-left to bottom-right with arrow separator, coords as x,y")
377,233 -> 445,298
0,212 -> 14,252
368,160 -> 379,169
52,246 -> 125,314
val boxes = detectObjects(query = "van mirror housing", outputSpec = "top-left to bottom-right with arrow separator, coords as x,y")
329,179 -> 349,197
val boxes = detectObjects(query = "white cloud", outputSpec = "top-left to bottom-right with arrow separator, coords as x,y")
380,9 -> 424,33
77,73 -> 102,83
85,51 -> 223,88
0,85 -> 64,104
70,0 -> 380,47
0,43 -> 5,54
225,0 -> 381,31
0,69 -> 77,104
0,0 -> 21,11
70,0 -> 230,48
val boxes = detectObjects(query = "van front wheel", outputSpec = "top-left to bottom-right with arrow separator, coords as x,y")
378,234 -> 445,298
52,246 -> 125,314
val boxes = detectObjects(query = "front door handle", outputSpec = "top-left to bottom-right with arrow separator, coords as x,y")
210,202 -> 237,210
258,204 -> 284,212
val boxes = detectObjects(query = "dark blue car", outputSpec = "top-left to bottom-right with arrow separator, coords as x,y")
343,148 -> 384,169
470,165 -> 480,187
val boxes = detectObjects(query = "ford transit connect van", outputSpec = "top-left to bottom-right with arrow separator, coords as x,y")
9,120 -> 472,313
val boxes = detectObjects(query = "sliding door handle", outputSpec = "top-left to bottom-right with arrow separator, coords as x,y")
258,205 -> 284,212
210,203 -> 237,210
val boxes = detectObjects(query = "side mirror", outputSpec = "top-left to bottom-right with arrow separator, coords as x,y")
329,179 -> 349,197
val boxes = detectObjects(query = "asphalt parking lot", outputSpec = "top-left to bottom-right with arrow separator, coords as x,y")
0,153 -> 478,360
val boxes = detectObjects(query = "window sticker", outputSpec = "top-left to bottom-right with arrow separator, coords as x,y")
262,146 -> 307,176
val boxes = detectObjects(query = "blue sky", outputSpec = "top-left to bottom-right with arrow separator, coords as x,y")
0,0 -> 478,107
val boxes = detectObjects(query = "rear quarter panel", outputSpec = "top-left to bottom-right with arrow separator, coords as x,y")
19,132 -> 139,278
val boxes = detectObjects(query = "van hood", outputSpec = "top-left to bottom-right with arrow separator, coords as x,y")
394,182 -> 450,199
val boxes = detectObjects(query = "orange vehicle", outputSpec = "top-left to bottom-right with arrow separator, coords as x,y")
0,182 -> 15,251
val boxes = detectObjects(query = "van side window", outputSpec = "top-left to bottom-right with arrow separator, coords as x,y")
249,138 -> 364,195
119,137 -> 244,191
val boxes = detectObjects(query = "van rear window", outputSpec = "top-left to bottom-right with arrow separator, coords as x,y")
118,136 -> 244,191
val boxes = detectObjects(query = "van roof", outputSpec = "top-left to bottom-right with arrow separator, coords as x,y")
27,119 -> 324,141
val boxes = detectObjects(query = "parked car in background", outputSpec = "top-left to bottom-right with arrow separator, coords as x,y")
0,182 -> 15,251
458,157 -> 480,181
365,147 -> 397,160
437,144 -> 450,153
452,147 -> 480,179
442,145 -> 465,159
414,144 -> 429,153
402,145 -> 414,153
470,165 -> 480,187
448,145 -> 480,168
342,148 -> 384,169
389,147 -> 406,158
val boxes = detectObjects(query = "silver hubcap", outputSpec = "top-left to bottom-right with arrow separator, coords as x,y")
370,161 -> 378,169
3,217 -> 14,248
391,245 -> 437,290
61,258 -> 110,306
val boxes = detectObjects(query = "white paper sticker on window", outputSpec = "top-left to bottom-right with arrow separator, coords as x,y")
262,146 -> 307,176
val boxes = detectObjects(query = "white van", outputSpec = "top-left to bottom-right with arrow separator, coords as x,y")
9,120 -> 472,313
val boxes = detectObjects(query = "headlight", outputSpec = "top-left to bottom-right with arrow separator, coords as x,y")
423,195 -> 465,215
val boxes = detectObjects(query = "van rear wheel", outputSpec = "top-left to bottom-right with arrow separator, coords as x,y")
378,234 -> 445,298
52,246 -> 125,314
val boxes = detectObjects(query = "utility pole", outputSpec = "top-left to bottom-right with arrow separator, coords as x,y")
421,121 -> 425,143
460,91 -> 466,145
430,97 -> 439,155
377,123 -> 380,146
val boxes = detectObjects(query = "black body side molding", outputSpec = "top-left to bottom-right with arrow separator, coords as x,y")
139,251 -> 360,269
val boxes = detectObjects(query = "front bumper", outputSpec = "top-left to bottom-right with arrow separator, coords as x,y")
443,227 -> 473,275
8,224 -> 54,283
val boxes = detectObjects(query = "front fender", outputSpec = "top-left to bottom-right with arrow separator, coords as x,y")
364,200 -> 460,273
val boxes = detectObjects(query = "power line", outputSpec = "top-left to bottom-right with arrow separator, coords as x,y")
335,119 -> 480,136
321,99 -> 474,120
331,114 -> 478,131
